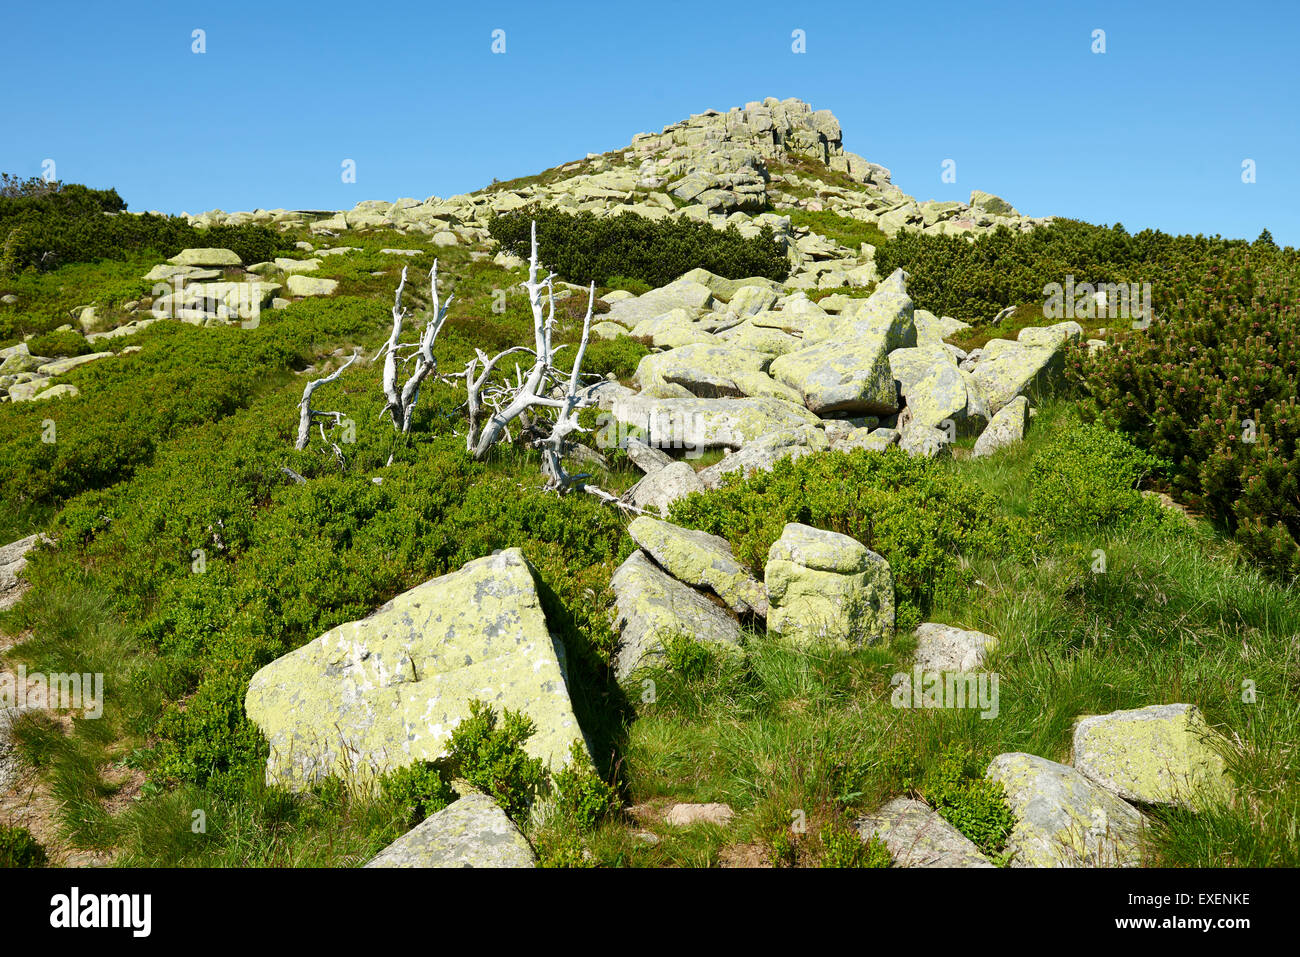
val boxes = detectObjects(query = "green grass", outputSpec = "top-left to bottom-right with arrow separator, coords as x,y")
785,209 -> 889,252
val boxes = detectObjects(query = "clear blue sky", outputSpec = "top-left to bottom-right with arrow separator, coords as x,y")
2,0 -> 1296,244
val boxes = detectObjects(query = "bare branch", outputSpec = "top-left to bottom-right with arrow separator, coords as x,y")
296,350 -> 360,451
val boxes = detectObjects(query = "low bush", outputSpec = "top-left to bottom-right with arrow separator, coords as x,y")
920,745 -> 1014,858
0,824 -> 48,867
489,206 -> 790,289
1027,421 -> 1166,533
442,699 -> 549,822
379,761 -> 457,828
669,448 -> 1030,631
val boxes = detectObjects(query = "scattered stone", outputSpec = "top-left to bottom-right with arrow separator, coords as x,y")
898,423 -> 951,459
986,752 -> 1146,868
765,523 -> 894,647
664,803 -> 734,827
364,793 -> 536,868
0,533 -> 45,612
855,797 -> 994,868
609,550 -> 743,681
245,548 -> 585,790
628,516 -> 767,617
697,425 -> 828,489
274,257 -> 323,274
36,352 -> 113,376
0,706 -> 32,792
913,623 -> 997,672
1071,704 -> 1232,809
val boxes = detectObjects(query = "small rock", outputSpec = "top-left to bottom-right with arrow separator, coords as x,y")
913,623 -> 997,672
855,797 -> 994,868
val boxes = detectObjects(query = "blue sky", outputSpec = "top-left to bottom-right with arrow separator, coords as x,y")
2,0 -> 1296,244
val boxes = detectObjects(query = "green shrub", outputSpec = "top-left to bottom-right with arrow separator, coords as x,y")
920,745 -> 1014,858
0,175 -> 289,274
669,448 -> 1029,631
0,824 -> 48,867
443,699 -> 549,822
1027,421 -> 1165,533
820,822 -> 891,868
549,741 -> 619,832
581,334 -> 650,380
380,761 -> 457,828
1078,245 -> 1300,578
489,206 -> 790,289
27,328 -> 93,358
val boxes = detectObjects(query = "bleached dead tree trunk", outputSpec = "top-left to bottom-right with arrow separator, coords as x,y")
377,262 -> 453,434
295,350 -> 360,451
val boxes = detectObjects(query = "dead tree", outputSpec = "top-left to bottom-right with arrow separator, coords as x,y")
295,350 -> 360,451
377,262 -> 452,434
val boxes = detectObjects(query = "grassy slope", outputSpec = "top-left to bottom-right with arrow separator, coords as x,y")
1,227 -> 1297,868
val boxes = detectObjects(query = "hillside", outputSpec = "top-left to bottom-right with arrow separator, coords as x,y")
0,97 -> 1297,871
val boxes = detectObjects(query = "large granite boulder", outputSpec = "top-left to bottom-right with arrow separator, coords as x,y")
168,247 -> 242,267
764,523 -> 894,647
986,752 -> 1146,868
628,516 -> 767,617
365,792 -> 536,868
603,278 -> 714,328
889,345 -> 987,435
245,549 -> 584,790
970,339 -> 1062,414
609,549 -> 743,680
855,797 -> 994,868
1071,704 -> 1232,809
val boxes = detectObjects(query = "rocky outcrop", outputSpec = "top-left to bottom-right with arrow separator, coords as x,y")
764,523 -> 894,647
364,792 -> 536,868
245,549 -> 585,790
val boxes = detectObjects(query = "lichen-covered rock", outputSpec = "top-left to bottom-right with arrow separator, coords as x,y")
1071,704 -> 1232,809
245,549 -> 584,790
610,550 -> 742,680
286,274 -> 339,297
913,623 -> 997,672
855,797 -> 994,868
167,247 -> 242,267
697,425 -> 829,489
364,792 -> 536,868
765,523 -> 894,647
604,278 -> 714,328
898,423 -> 951,459
1018,321 -> 1082,351
889,344 -> 986,434
608,395 -> 820,451
838,427 -> 899,452
972,395 -> 1029,458
633,344 -> 772,399
768,336 -> 898,416
628,516 -> 767,617
970,339 -> 1061,414
627,461 -> 705,515
986,752 -> 1146,868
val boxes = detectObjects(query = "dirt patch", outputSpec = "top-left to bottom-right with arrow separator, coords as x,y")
718,841 -> 772,868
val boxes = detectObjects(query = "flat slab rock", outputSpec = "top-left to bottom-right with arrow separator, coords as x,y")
627,461 -> 705,515
245,548 -> 585,790
855,797 -> 994,868
987,752 -> 1146,868
1072,703 -> 1231,809
609,549 -> 742,681
365,793 -> 536,868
